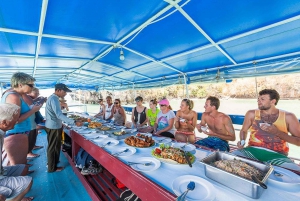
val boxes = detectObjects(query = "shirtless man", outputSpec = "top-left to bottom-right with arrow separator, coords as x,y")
195,96 -> 235,151
233,89 -> 300,171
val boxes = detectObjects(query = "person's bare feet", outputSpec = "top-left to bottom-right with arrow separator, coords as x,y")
21,196 -> 34,201
27,153 -> 40,158
33,145 -> 43,150
55,167 -> 64,172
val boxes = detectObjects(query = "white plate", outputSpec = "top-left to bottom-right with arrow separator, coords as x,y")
97,138 -> 119,147
172,142 -> 196,152
86,134 -> 108,141
129,157 -> 161,172
136,133 -> 152,137
268,166 -> 300,185
172,175 -> 216,201
152,149 -> 196,165
112,147 -> 136,157
152,136 -> 172,144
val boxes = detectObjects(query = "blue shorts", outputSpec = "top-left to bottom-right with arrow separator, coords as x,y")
195,136 -> 229,152
5,131 -> 29,138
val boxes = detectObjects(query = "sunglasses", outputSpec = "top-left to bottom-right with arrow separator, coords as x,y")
159,104 -> 167,107
26,83 -> 34,88
114,102 -> 119,105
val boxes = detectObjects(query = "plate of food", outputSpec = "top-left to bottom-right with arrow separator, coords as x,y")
172,175 -> 216,201
99,126 -> 111,131
151,144 -> 196,165
136,133 -> 152,138
88,122 -> 102,129
124,136 -> 155,148
112,131 -> 127,135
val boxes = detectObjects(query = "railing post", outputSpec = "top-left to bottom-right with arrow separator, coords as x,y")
183,74 -> 189,98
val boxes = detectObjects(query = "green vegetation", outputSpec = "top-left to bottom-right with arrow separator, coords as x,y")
73,74 -> 300,104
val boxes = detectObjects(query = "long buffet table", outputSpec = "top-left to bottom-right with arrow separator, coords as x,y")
64,126 -> 300,201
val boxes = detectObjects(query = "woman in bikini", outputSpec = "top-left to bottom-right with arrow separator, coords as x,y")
112,99 -> 126,126
174,99 -> 197,143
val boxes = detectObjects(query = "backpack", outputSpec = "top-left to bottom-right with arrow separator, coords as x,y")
75,148 -> 94,169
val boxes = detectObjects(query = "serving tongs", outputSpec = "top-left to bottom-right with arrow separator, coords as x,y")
251,175 -> 267,189
179,142 -> 192,168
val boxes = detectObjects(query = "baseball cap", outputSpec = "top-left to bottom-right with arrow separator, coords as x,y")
55,83 -> 72,92
159,99 -> 169,106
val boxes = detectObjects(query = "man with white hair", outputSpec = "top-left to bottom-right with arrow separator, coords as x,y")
0,103 -> 33,201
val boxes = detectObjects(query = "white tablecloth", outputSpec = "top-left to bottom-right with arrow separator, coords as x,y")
77,130 -> 300,201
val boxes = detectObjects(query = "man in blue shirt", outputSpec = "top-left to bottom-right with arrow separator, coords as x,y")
45,83 -> 81,172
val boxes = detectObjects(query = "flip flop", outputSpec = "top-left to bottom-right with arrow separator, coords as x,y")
33,145 -> 44,150
28,170 -> 34,174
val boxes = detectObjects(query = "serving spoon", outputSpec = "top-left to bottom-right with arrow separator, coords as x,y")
176,181 -> 195,201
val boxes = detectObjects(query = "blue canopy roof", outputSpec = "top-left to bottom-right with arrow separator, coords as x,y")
0,0 -> 300,90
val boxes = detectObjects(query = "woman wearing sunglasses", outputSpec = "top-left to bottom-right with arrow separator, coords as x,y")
1,72 -> 42,165
174,99 -> 197,143
153,99 -> 175,138
112,99 -> 126,126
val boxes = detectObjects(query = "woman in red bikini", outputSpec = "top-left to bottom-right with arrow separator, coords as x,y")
174,99 -> 197,143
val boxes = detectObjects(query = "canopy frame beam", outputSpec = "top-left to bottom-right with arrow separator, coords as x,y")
32,0 -> 49,77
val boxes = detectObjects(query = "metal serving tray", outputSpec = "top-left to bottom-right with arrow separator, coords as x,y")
199,151 -> 273,199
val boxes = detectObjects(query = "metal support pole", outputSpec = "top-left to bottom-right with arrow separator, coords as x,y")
0,83 -> 3,96
133,83 -> 136,99
255,77 -> 258,99
78,90 -> 81,103
183,74 -> 189,98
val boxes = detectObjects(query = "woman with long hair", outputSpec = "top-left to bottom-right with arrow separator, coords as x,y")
153,99 -> 175,138
131,96 -> 148,128
94,98 -> 105,118
1,72 -> 42,165
147,99 -> 159,127
174,99 -> 197,143
112,99 -> 126,126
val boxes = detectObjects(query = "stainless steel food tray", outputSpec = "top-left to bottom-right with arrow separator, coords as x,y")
199,151 -> 273,199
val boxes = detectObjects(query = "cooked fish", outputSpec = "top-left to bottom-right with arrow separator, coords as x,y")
214,159 -> 263,180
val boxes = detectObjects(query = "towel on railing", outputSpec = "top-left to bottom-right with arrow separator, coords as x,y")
233,146 -> 300,171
